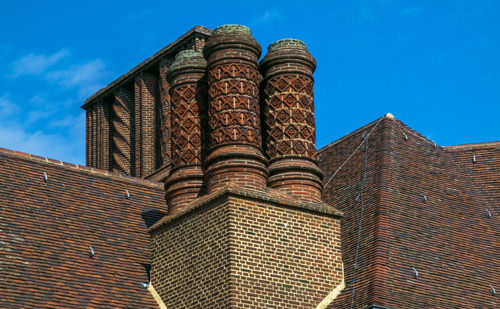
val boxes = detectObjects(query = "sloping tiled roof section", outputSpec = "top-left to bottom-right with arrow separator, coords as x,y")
0,148 -> 165,308
446,141 -> 500,216
319,117 -> 499,308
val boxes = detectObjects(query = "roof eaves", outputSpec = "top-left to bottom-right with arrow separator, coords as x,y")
444,141 -> 500,151
0,147 -> 163,189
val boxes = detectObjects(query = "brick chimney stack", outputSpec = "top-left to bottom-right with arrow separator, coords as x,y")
148,27 -> 344,309
164,50 -> 207,215
203,25 -> 268,193
260,39 -> 323,203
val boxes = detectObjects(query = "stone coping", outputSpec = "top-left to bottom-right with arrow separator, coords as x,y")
149,184 -> 343,232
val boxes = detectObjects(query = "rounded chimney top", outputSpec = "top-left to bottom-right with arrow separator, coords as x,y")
268,39 -> 307,52
174,49 -> 203,61
213,24 -> 251,35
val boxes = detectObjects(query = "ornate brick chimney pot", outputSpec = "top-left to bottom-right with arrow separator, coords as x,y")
164,50 -> 207,214
203,25 -> 268,193
260,39 -> 323,202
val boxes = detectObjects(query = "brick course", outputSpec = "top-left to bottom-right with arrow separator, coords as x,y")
135,73 -> 159,177
150,187 -> 343,308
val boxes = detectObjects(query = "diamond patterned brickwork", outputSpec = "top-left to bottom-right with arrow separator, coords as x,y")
260,39 -> 323,203
164,50 -> 207,215
203,25 -> 268,193
112,87 -> 134,175
159,57 -> 173,168
149,186 -> 343,308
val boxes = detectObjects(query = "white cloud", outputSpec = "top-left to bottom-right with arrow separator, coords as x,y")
0,123 -> 85,165
400,6 -> 423,17
46,59 -> 109,98
47,59 -> 105,87
0,92 -> 85,164
10,49 -> 69,77
252,9 -> 284,26
0,94 -> 19,116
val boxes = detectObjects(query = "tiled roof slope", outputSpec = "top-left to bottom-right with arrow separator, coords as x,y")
446,142 -> 500,216
319,116 -> 499,308
0,148 -> 164,308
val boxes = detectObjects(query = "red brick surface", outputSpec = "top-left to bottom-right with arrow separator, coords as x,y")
204,25 -> 268,193
112,86 -> 134,175
164,50 -> 207,214
0,148 -> 164,308
83,27 -> 211,181
261,39 -> 323,203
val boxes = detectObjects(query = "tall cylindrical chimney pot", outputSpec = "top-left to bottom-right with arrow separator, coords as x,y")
165,50 -> 207,214
260,39 -> 323,202
203,25 -> 268,193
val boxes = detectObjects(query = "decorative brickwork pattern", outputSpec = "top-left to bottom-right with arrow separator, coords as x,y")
135,73 -> 160,177
85,109 -> 90,166
164,50 -> 207,214
101,100 -> 111,170
150,188 -> 343,308
83,27 -> 212,175
159,58 -> 173,167
112,87 -> 134,174
260,39 -> 323,202
204,25 -> 267,193
90,104 -> 97,167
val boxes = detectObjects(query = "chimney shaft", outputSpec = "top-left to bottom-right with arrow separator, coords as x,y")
203,25 -> 268,193
260,39 -> 323,203
164,50 -> 207,215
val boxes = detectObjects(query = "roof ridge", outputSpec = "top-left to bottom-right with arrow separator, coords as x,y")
368,116 -> 395,307
318,117 -> 382,154
0,147 -> 163,188
444,141 -> 500,150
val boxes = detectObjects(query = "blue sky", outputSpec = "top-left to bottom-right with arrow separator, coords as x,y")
0,0 -> 498,165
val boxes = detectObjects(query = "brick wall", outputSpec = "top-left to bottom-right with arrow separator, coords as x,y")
158,58 -> 172,167
83,27 -> 211,179
135,73 -> 159,177
150,197 -> 232,307
111,86 -> 134,175
150,189 -> 343,308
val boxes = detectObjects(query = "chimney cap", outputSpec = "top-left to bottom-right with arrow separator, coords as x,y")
213,24 -> 251,35
174,49 -> 203,61
268,39 -> 307,51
